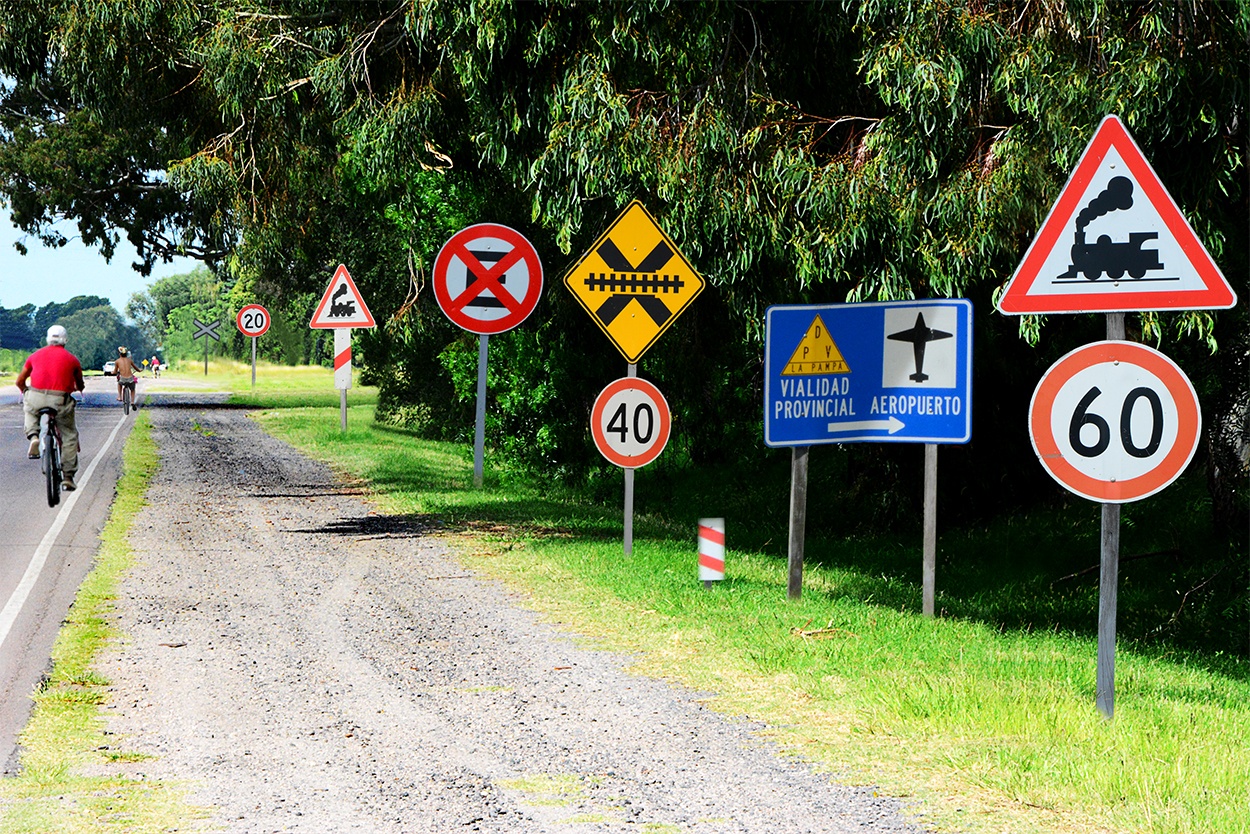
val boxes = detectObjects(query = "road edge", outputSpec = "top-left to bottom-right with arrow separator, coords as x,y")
0,412 -> 212,833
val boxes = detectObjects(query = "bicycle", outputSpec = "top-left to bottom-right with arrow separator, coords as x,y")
120,375 -> 137,415
36,407 -> 64,507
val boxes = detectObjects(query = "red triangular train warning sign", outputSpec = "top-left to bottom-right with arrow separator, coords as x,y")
998,115 -> 1236,315
310,264 -> 376,329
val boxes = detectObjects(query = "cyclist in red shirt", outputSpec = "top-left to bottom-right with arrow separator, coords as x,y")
15,325 -> 85,491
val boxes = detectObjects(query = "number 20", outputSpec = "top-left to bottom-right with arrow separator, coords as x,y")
243,311 -> 266,329
1069,385 -> 1163,459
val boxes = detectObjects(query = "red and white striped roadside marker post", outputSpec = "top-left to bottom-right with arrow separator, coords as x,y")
698,518 -> 725,589
334,329 -> 353,430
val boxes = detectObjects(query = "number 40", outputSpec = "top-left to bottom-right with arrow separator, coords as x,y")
607,402 -> 655,444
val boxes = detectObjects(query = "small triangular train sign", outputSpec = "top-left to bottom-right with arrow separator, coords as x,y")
998,115 -> 1236,315
310,264 -> 376,329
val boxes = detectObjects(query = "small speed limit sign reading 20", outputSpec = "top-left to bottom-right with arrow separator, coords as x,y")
591,378 -> 671,469
237,304 -> 271,337
1030,341 -> 1201,503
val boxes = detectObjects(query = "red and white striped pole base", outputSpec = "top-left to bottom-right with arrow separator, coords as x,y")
334,328 -> 352,431
698,518 -> 725,587
333,328 -> 353,390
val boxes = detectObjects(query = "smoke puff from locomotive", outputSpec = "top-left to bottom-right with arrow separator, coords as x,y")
1076,176 -> 1134,231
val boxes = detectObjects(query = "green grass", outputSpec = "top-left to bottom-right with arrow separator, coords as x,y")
253,403 -> 1250,834
497,773 -> 587,806
0,413 -> 211,833
151,357 -> 379,408
5,370 -> 1243,834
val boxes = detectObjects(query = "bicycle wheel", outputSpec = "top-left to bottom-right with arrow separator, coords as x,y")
123,384 -> 131,415
43,424 -> 60,508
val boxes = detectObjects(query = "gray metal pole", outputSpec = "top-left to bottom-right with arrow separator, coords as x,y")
1097,311 -> 1126,718
623,363 -> 638,557
923,443 -> 938,617
251,336 -> 257,390
340,389 -> 347,431
624,468 -> 635,557
473,335 -> 488,488
787,445 -> 810,600
1097,502 -> 1120,718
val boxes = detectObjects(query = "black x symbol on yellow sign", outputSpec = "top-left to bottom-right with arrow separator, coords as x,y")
586,239 -> 684,328
563,201 -> 704,364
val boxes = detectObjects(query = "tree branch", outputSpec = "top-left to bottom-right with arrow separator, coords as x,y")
1051,549 -> 1180,585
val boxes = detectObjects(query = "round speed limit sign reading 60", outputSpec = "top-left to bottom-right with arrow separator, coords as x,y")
591,378 -> 671,469
1030,341 -> 1201,504
236,304 -> 271,338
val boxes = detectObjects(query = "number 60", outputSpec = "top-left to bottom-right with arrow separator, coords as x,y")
1069,385 -> 1163,459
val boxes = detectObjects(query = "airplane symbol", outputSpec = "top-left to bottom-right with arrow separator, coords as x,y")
887,312 -> 952,382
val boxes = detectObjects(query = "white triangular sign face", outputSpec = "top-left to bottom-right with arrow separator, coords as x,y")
309,264 -> 376,328
998,115 -> 1236,315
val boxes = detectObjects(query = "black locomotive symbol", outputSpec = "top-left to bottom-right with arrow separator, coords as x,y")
328,283 -> 357,317
1055,175 -> 1169,283
1059,230 -> 1163,282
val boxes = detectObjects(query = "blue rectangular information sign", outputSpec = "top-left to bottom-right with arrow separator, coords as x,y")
764,300 -> 973,446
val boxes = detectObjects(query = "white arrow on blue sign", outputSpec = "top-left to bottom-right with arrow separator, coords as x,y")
764,300 -> 974,446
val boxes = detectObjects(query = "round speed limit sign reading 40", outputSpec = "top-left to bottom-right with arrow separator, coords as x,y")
236,304 -> 271,338
591,378 -> 671,469
1030,341 -> 1201,504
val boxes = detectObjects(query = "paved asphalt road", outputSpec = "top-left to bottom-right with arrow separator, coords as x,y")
0,376 -> 139,774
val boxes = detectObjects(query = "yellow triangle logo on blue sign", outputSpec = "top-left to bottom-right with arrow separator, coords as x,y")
783,315 -> 849,375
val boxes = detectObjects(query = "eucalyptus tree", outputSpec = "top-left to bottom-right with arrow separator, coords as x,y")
0,1 -> 1245,523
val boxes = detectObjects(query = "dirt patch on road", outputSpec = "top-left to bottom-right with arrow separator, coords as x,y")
94,408 -> 925,833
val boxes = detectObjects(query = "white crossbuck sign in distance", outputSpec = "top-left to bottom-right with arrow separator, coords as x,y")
193,319 -> 221,341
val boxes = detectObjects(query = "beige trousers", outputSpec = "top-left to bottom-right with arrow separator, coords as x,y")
23,389 -> 79,477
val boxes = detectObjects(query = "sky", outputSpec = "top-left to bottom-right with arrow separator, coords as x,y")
0,204 -> 199,315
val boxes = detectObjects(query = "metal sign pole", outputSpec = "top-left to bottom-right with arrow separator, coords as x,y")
623,363 -> 638,557
334,328 -> 352,432
624,469 -> 635,557
251,336 -> 257,390
203,335 -> 209,376
923,443 -> 938,617
1097,311 -> 1126,718
787,445 -> 810,600
473,334 -> 488,488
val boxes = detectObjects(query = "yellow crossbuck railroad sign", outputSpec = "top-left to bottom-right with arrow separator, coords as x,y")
563,201 -> 705,363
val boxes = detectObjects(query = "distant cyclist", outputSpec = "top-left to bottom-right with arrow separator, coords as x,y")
15,325 -> 85,491
114,346 -> 139,401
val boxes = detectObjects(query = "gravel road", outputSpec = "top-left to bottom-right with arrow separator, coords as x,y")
95,408 -> 928,833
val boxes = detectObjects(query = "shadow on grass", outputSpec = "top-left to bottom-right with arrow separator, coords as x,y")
245,484 -> 370,499
263,407 -> 1248,679
286,513 -> 441,538
631,453 -> 1249,679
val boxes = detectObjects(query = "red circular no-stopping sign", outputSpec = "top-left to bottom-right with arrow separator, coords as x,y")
1029,341 -> 1201,503
591,378 -> 672,469
432,224 -> 543,335
236,304 -> 271,337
